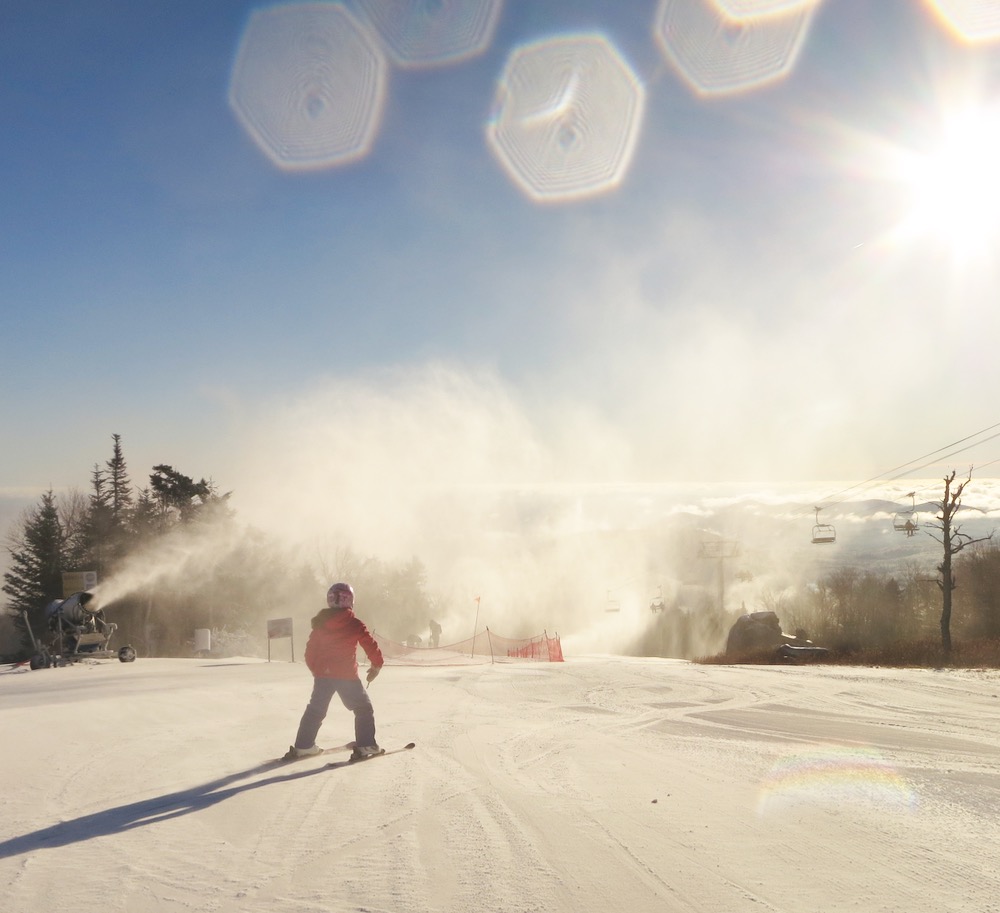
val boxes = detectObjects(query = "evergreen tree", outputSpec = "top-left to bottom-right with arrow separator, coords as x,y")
129,486 -> 165,541
93,435 -> 135,569
149,464 -> 231,524
2,491 -> 65,652
61,436 -> 134,581
76,464 -> 114,576
106,433 -> 133,520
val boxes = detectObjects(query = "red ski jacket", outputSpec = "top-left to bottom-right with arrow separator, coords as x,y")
304,606 -> 384,679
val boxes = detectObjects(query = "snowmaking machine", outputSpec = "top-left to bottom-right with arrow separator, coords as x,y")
25,591 -> 136,669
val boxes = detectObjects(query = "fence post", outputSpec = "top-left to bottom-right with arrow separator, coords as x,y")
471,596 -> 481,658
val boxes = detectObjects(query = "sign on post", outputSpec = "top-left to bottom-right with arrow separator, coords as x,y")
62,571 -> 97,597
267,617 -> 294,662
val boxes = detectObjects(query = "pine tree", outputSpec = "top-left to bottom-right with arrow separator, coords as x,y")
106,433 -> 133,520
2,491 -> 65,653
77,464 -> 114,577
59,487 -> 94,572
98,434 -> 134,568
72,436 -> 137,577
149,464 -> 231,524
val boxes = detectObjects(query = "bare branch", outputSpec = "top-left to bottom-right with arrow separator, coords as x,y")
950,530 -> 994,556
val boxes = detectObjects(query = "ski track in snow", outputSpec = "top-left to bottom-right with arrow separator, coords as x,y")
3,657 -> 1000,912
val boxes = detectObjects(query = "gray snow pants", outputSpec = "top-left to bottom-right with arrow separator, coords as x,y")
294,676 -> 376,749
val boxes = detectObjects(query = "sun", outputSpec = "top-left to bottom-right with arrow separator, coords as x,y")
895,103 -> 1000,259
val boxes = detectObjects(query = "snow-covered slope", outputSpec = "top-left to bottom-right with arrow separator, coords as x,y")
2,656 -> 999,912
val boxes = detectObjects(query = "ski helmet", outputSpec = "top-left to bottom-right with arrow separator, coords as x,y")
327,582 -> 354,606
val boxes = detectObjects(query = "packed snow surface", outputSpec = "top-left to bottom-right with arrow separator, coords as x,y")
3,655 -> 1000,912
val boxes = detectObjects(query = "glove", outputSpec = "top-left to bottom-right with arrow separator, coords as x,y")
366,665 -> 381,683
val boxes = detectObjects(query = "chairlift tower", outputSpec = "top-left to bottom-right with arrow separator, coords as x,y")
698,539 -> 740,615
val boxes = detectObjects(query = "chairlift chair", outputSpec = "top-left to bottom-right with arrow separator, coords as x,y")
811,506 -> 836,544
893,492 -> 918,537
892,512 -> 919,536
892,512 -> 914,531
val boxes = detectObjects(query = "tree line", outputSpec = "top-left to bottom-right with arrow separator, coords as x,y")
7,439 -> 996,665
800,470 -> 996,656
2,435 -> 437,661
636,471 -> 999,662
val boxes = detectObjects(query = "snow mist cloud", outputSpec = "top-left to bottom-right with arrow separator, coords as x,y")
224,363 -> 672,650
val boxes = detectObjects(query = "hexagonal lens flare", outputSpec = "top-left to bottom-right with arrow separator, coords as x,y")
229,3 -> 389,171
654,0 -> 819,97
925,0 -> 1000,43
713,0 -> 820,16
356,0 -> 503,68
486,33 -> 645,203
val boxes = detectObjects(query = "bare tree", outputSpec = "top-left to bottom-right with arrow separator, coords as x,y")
925,470 -> 994,654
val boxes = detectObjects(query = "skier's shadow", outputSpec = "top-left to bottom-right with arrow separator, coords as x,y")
0,760 -> 332,859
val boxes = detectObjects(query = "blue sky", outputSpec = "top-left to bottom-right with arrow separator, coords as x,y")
6,0 -> 1000,519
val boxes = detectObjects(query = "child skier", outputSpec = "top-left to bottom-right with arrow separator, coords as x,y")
286,582 -> 384,762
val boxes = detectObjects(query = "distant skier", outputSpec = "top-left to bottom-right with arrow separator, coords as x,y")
286,582 -> 384,762
428,618 -> 442,648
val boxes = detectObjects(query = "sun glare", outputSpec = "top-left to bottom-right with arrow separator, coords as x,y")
897,105 -> 1000,258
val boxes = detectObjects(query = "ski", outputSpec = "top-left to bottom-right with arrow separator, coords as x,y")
327,742 -> 416,769
272,742 -> 355,764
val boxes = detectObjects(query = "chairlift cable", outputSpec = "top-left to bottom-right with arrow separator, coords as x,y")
820,421 -> 1000,505
792,421 -> 1000,520
843,429 -> 1000,507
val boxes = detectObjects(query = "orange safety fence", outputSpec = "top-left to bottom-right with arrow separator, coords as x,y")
373,628 -> 563,665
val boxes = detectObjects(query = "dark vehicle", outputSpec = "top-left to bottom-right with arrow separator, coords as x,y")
24,592 -> 136,669
725,611 -> 828,663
